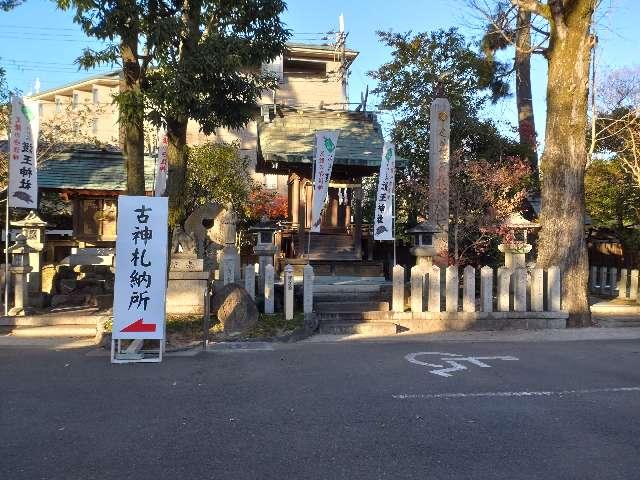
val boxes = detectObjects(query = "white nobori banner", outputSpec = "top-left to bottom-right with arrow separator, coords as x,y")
310,130 -> 340,232
374,142 -> 395,240
8,97 -> 39,209
113,196 -> 168,340
154,130 -> 168,196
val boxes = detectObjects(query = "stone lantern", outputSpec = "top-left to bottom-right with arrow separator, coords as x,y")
7,234 -> 37,315
498,212 -> 540,269
12,211 -> 48,293
249,216 -> 279,291
408,221 -> 440,269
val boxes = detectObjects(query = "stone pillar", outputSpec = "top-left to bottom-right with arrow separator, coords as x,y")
547,266 -> 561,312
618,268 -> 628,299
599,266 -> 607,296
289,174 -> 300,228
392,264 -> 404,313
244,264 -> 255,300
410,265 -> 424,313
352,186 -> 363,259
284,264 -> 294,321
497,267 -> 512,312
264,264 -> 274,314
222,257 -> 235,286
513,268 -> 527,312
480,266 -> 493,312
428,265 -> 441,313
463,265 -> 475,312
530,267 -> 544,312
429,98 -> 450,265
609,267 -> 618,298
303,264 -> 314,314
630,269 -> 639,301
589,265 -> 598,293
12,211 -> 48,293
445,265 -> 458,312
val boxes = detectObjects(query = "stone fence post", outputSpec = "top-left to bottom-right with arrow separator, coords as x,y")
480,266 -> 493,312
264,264 -> 274,314
547,266 -> 561,312
530,267 -> 544,312
410,265 -> 424,313
630,269 -> 639,301
392,265 -> 405,313
303,264 -> 314,314
618,268 -> 628,299
428,265 -> 441,313
497,267 -> 511,312
445,266 -> 458,312
244,264 -> 255,300
598,266 -> 607,296
513,268 -> 527,312
462,266 -> 475,312
284,264 -> 294,321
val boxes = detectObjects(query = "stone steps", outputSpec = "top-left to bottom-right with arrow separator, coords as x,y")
318,320 -> 398,335
1,325 -> 97,337
0,308 -> 107,327
315,301 -> 390,313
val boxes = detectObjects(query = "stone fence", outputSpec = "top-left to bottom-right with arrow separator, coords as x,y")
590,266 -> 640,301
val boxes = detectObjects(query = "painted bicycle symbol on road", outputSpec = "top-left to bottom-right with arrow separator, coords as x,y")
405,352 -> 519,378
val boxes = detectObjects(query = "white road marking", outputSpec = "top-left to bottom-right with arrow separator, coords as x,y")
405,352 -> 519,377
393,386 -> 640,400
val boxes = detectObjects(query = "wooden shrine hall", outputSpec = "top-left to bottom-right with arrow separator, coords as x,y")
257,107 -> 386,275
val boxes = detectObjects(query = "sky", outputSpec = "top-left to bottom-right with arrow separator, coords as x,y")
1,0 -> 639,142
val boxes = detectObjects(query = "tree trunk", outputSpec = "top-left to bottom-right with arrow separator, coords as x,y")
120,29 -> 145,196
536,1 -> 596,327
514,8 -> 538,175
166,117 -> 188,228
166,0 -> 202,228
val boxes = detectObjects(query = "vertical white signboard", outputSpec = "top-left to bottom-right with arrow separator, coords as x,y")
8,97 -> 39,208
113,196 -> 168,340
310,130 -> 340,232
374,142 -> 395,240
154,130 -> 168,196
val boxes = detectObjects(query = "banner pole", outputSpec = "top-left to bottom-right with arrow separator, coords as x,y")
307,132 -> 317,261
392,165 -> 397,267
4,197 -> 9,316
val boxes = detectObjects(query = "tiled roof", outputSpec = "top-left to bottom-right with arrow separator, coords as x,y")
38,149 -> 156,191
258,109 -> 390,168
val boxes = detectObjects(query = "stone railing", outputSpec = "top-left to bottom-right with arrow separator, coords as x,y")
385,264 -> 567,330
590,266 -> 640,301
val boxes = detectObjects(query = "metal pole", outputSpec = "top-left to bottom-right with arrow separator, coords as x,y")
307,133 -> 317,261
392,163 -> 397,267
4,197 -> 9,316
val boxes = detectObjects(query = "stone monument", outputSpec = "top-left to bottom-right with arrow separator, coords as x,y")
183,202 -> 225,271
248,216 -> 279,293
408,220 -> 439,269
166,226 -> 212,315
429,97 -> 450,266
220,203 -> 240,282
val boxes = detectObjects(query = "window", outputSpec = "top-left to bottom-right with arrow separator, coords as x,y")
264,174 -> 278,190
92,88 -> 99,105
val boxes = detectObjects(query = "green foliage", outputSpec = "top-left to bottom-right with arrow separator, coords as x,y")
585,158 -> 640,229
144,0 -> 290,134
0,0 -> 24,11
369,28 -> 524,223
185,142 -> 258,216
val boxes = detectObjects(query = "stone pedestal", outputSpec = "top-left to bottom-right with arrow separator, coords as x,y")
166,253 -> 212,315
284,264 -> 294,320
303,264 -> 314,314
8,265 -> 33,316
498,243 -> 532,269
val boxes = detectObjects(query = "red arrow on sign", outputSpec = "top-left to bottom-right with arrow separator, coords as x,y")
121,318 -> 156,333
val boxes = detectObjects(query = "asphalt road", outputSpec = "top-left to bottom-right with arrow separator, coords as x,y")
2,338 -> 640,479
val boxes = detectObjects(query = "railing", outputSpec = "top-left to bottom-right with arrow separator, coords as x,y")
590,266 -> 639,300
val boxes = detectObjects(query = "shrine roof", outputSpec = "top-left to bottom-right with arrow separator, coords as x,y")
38,149 -> 156,192
258,109 -> 400,168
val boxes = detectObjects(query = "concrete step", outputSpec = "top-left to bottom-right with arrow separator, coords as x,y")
315,301 -> 390,313
314,292 -> 381,302
318,320 -> 398,335
0,308 -> 106,327
1,325 -> 97,337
